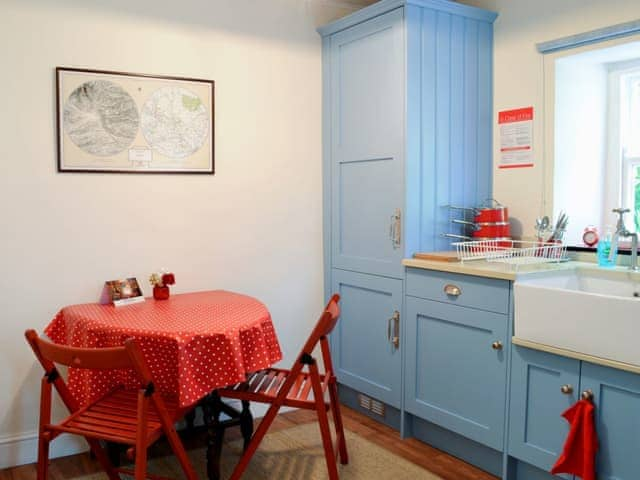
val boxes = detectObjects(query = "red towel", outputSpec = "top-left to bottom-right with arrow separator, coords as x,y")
551,399 -> 598,480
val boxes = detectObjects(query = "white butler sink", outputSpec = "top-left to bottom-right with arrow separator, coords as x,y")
514,267 -> 640,366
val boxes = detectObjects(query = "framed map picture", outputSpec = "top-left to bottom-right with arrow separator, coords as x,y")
56,67 -> 214,174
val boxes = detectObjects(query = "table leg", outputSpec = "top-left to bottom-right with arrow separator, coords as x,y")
240,400 -> 253,451
106,442 -> 124,467
203,392 -> 224,480
201,391 -> 253,480
185,408 -> 196,432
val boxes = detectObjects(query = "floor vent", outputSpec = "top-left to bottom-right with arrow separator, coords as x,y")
357,393 -> 385,417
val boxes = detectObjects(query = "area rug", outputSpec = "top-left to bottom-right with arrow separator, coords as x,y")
76,423 -> 442,479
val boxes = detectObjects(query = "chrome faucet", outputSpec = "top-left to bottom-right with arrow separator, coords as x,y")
611,208 -> 638,271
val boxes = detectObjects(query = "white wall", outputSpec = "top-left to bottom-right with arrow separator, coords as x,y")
0,0 -> 364,467
457,0 -> 640,239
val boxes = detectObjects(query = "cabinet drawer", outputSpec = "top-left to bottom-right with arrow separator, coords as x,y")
406,268 -> 510,314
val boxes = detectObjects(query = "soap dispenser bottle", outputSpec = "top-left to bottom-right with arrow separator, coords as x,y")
597,226 -> 617,267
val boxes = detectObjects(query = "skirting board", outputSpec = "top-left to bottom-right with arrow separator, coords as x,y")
0,431 -> 86,470
0,400 -> 274,469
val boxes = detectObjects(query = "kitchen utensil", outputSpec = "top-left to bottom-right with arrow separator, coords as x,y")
535,215 -> 550,242
473,198 -> 509,223
472,222 -> 511,238
547,212 -> 568,242
442,233 -> 472,240
447,200 -> 509,223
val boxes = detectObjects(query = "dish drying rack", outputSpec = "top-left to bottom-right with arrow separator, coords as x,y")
452,239 -> 568,267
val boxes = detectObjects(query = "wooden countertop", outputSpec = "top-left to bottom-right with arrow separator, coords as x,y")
402,257 -> 578,280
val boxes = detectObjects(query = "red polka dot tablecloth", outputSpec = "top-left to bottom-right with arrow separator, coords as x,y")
44,290 -> 282,408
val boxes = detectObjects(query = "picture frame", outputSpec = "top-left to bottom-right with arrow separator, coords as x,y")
100,277 -> 145,306
56,67 -> 214,174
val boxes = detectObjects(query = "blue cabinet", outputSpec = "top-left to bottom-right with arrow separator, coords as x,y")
509,347 -> 640,480
581,363 -> 640,480
331,269 -> 403,408
320,0 -> 496,424
508,346 -> 579,476
405,269 -> 510,451
329,8 -> 405,279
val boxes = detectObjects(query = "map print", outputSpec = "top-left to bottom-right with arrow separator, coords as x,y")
63,80 -> 139,156
140,86 -> 209,159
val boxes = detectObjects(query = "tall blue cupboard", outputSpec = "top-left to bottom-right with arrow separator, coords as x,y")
319,0 -> 497,426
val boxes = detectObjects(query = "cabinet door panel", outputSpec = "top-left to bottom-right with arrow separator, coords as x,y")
331,269 -> 402,407
508,346 -> 579,475
330,8 -> 405,278
581,363 -> 640,480
405,296 -> 507,450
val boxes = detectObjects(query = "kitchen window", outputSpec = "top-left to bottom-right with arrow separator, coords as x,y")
616,67 -> 640,231
542,31 -> 640,245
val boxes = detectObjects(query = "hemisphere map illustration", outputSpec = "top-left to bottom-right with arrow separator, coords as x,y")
62,78 -> 209,165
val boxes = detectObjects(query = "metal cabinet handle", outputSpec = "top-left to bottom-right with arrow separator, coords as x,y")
389,209 -> 402,249
491,341 -> 503,350
560,384 -> 574,394
444,284 -> 462,296
582,389 -> 594,401
387,311 -> 400,350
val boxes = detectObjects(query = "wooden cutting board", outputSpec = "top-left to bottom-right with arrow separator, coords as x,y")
413,251 -> 460,262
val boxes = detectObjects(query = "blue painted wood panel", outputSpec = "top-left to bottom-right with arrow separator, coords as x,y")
508,347 -> 579,477
331,268 -> 403,408
581,363 -> 640,480
405,8 -> 494,251
330,8 -> 405,278
405,295 -> 508,450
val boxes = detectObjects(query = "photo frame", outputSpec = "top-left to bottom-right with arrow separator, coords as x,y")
100,277 -> 145,307
56,67 -> 214,174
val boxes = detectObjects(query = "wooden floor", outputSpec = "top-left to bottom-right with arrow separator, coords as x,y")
0,406 -> 498,480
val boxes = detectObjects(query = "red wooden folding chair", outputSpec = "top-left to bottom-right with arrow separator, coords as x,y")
218,294 -> 348,480
25,329 -> 198,480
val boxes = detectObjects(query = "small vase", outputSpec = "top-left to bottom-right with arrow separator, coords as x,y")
153,285 -> 170,300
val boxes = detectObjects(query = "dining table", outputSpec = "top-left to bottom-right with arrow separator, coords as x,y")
44,289 -> 283,479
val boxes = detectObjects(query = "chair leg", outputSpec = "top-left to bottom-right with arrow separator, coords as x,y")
134,446 -> 147,480
328,378 -> 348,465
135,393 -> 148,480
165,421 -> 199,480
310,366 -> 339,480
36,431 -> 50,480
229,401 -> 282,480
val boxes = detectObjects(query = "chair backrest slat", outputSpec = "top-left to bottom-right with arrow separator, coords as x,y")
26,330 -> 132,370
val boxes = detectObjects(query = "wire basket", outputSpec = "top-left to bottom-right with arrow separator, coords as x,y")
452,239 -> 568,266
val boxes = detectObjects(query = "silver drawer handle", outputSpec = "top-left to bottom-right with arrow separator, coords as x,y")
444,284 -> 462,296
387,310 -> 400,350
389,208 -> 402,249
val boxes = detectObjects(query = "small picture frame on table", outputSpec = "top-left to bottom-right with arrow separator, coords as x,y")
100,278 -> 145,307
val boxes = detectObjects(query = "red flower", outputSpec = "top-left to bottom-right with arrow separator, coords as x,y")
161,273 -> 175,285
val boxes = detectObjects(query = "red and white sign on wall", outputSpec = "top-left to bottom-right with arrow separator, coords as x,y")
498,106 -> 534,169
